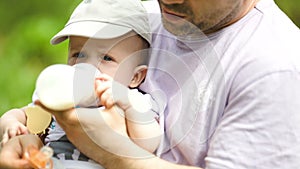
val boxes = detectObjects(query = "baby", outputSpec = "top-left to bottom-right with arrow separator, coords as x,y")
0,0 -> 163,168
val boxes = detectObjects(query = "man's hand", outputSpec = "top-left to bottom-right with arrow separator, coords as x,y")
0,134 -> 43,169
51,106 -> 153,166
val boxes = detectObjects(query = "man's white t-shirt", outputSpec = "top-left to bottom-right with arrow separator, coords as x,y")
141,0 -> 300,168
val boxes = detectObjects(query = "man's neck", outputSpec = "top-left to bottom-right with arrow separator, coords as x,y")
204,0 -> 261,35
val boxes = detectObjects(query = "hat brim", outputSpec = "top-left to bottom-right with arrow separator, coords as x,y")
50,21 -> 132,45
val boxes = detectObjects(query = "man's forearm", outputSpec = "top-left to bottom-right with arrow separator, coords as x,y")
53,106 -> 203,169
69,131 -> 202,169
98,152 -> 203,169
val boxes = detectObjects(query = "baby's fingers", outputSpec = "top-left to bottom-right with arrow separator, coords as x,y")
19,125 -> 29,135
1,133 -> 9,146
7,126 -> 28,139
95,73 -> 113,82
1,125 -> 29,147
100,89 -> 115,109
8,128 -> 18,138
1,128 -> 17,146
95,80 -> 112,96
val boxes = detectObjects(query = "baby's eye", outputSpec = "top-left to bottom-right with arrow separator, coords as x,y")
103,55 -> 113,61
73,52 -> 86,58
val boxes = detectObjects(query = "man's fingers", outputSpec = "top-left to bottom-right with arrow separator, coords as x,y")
19,134 -> 43,149
0,159 -> 32,169
0,135 -> 41,169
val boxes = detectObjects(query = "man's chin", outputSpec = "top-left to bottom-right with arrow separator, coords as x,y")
162,18 -> 204,37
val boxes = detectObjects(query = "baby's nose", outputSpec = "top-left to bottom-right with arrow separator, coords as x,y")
82,57 -> 101,68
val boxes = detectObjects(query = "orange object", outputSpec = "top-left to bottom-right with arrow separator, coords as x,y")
23,145 -> 53,169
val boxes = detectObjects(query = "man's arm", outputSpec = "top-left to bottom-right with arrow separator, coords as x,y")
51,106 -> 203,169
0,134 -> 43,169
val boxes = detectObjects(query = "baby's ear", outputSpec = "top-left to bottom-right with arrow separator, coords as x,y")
129,65 -> 147,88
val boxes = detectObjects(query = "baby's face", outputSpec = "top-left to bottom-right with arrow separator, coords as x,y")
68,33 -> 145,86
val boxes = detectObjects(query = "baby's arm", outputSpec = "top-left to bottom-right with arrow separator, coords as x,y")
95,75 -> 162,153
0,107 -> 29,145
123,92 -> 162,153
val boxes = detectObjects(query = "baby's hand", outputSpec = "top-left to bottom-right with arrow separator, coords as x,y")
1,120 -> 29,146
95,74 -> 152,114
95,74 -> 131,110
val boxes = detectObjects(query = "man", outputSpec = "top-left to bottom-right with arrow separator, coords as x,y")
1,0 -> 300,168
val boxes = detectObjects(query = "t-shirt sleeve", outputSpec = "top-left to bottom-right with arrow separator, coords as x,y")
124,89 -> 166,124
205,71 -> 300,169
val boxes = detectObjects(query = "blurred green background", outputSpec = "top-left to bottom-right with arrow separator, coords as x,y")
0,0 -> 299,116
